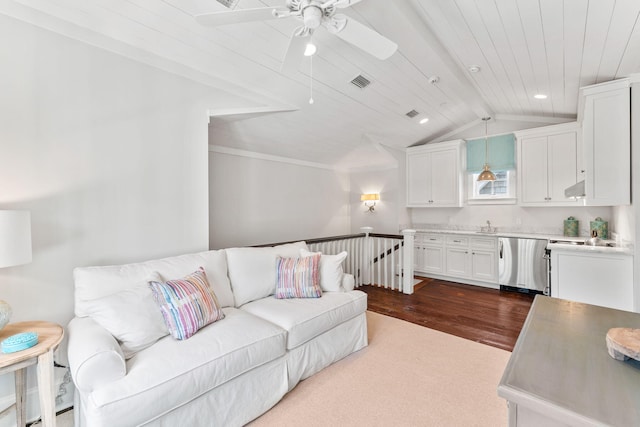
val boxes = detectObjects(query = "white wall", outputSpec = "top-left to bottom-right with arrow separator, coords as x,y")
349,146 -> 409,235
0,14 -> 253,423
208,150 -> 350,248
630,77 -> 640,311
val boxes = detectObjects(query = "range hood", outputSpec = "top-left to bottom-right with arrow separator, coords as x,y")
564,180 -> 585,199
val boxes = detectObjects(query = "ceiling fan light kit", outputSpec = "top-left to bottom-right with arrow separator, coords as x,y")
195,0 -> 398,73
304,41 -> 317,56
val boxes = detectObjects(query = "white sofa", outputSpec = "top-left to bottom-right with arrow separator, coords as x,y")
67,241 -> 368,427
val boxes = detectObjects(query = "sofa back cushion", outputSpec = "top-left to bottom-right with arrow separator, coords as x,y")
74,249 -> 234,317
300,249 -> 347,292
81,271 -> 169,358
225,241 -> 308,307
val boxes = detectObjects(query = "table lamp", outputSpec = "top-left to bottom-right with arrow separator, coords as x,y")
0,211 -> 32,330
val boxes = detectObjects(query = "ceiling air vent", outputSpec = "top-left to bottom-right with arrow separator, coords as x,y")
405,109 -> 420,119
350,74 -> 371,89
216,0 -> 239,8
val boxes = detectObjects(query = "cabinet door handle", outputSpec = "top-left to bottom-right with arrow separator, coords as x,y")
453,240 -> 461,243
429,238 -> 437,241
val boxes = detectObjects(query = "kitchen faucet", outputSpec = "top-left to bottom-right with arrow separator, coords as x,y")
482,220 -> 495,233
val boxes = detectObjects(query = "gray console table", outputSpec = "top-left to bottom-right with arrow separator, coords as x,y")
498,296 -> 640,426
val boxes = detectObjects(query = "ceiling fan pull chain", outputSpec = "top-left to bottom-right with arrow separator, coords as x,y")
309,54 -> 314,104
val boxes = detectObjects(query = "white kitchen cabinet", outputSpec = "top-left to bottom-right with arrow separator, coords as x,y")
414,234 -> 444,274
445,247 -> 469,277
471,249 -> 496,282
550,249 -> 634,312
469,237 -> 497,282
445,236 -> 470,277
580,79 -> 631,206
406,140 -> 464,207
515,122 -> 580,206
415,232 -> 497,287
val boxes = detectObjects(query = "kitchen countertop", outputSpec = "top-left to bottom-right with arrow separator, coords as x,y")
409,228 -> 633,255
545,241 -> 632,255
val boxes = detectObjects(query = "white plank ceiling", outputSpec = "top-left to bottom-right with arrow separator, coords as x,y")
3,0 -> 640,167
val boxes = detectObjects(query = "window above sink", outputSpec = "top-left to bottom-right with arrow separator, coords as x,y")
467,170 -> 517,205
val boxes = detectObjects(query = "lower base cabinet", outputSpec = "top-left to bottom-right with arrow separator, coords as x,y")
550,249 -> 633,311
471,250 -> 496,282
414,234 -> 444,274
415,233 -> 498,287
446,247 -> 469,277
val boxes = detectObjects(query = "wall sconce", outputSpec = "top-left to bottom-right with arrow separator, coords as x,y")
361,193 -> 380,212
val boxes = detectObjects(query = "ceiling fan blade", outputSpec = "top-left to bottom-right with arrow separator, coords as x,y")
195,7 -> 287,27
322,0 -> 364,8
281,28 -> 309,73
331,15 -> 397,60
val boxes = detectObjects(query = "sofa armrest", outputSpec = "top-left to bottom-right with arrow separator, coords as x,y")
67,316 -> 126,393
341,273 -> 355,292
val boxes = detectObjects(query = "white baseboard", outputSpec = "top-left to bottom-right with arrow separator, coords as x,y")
0,367 -> 74,427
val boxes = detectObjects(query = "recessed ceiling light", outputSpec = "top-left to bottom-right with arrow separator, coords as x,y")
419,118 -> 429,125
468,65 -> 481,73
534,93 -> 548,99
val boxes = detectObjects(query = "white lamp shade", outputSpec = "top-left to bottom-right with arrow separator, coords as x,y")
0,211 -> 32,268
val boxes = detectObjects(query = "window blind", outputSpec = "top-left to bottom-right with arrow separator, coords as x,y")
466,133 -> 516,172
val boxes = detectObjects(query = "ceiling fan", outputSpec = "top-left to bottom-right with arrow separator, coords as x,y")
195,0 -> 398,71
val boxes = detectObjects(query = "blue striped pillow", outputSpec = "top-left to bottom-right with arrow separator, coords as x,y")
275,254 -> 322,299
149,267 -> 224,340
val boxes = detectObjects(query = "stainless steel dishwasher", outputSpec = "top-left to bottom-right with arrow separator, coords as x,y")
498,237 -> 549,295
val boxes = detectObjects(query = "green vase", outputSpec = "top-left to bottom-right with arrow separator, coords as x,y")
590,217 -> 608,239
563,217 -> 579,237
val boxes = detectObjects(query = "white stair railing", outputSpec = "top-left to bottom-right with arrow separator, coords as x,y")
307,235 -> 368,287
306,228 -> 416,294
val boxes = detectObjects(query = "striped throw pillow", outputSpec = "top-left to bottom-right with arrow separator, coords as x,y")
149,267 -> 224,340
275,254 -> 322,299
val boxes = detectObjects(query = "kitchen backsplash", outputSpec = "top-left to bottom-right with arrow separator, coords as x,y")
405,205 -> 616,239
403,222 -> 608,238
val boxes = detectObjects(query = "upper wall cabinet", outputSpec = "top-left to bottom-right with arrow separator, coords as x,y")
580,79 -> 631,206
515,122 -> 581,207
406,140 -> 464,207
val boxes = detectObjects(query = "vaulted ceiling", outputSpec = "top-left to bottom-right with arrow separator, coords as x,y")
4,0 -> 640,167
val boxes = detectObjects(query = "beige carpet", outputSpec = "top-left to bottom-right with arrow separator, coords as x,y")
250,311 -> 510,426
55,311 -> 510,426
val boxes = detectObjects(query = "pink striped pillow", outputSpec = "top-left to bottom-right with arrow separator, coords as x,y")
149,267 -> 224,340
275,254 -> 322,299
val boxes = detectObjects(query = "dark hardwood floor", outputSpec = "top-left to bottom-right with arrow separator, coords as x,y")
362,277 -> 535,352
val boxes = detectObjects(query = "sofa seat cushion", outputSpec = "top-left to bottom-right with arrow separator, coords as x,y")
87,308 -> 286,421
240,290 -> 367,350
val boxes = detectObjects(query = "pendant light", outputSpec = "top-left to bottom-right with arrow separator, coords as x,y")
477,117 -> 496,181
